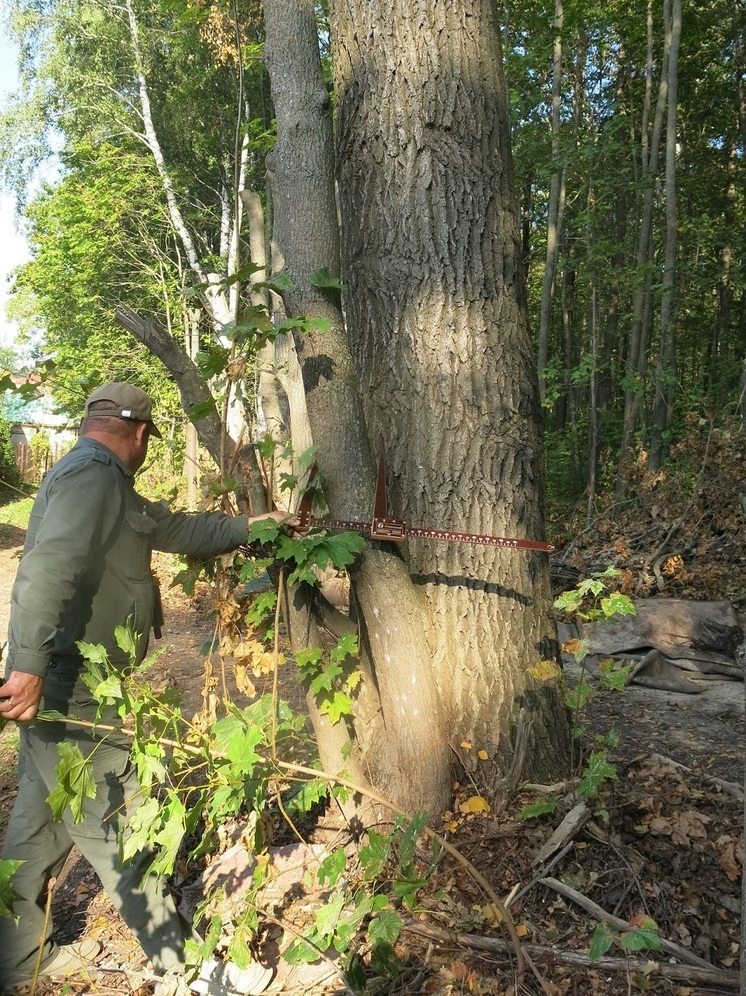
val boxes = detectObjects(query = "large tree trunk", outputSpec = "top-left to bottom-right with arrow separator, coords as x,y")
330,0 -> 570,780
262,0 -> 452,815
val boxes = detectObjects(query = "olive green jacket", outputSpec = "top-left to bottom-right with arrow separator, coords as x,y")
7,436 -> 249,678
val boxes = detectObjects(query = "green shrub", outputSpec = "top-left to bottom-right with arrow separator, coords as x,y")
0,413 -> 22,497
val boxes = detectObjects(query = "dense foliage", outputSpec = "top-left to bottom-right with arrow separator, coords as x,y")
504,0 -> 745,506
0,410 -> 22,496
0,0 -> 743,504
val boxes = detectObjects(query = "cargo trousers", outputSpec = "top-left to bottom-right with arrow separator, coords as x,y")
0,660 -> 190,986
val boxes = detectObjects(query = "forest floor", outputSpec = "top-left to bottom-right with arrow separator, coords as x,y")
1,434 -> 745,996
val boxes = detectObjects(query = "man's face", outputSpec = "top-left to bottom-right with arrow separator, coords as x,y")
128,422 -> 151,472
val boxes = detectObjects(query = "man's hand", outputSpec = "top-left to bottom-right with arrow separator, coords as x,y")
250,509 -> 306,537
0,671 -> 45,722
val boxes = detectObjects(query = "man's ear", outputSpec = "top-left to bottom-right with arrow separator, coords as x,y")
135,421 -> 150,445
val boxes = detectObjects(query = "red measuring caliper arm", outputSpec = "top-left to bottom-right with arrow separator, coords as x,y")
294,458 -> 554,553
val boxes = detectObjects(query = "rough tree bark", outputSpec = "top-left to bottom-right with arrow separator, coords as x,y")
329,0 -> 570,784
262,0 -> 452,815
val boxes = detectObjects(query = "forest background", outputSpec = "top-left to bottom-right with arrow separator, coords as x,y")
0,0 -> 741,518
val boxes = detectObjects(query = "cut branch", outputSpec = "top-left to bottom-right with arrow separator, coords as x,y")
402,921 -> 739,989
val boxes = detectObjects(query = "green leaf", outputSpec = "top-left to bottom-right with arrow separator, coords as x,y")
600,592 -> 636,618
598,659 -> 634,691
517,796 -> 558,820
114,624 -> 139,660
244,591 -> 277,628
275,530 -> 365,584
0,859 -> 24,919
148,795 -> 186,880
330,633 -> 358,663
370,940 -> 399,978
254,273 -> 294,294
397,810 -> 428,869
620,918 -> 662,954
588,921 -> 618,960
247,517 -> 282,546
187,399 -> 219,423
320,690 -> 353,724
195,346 -> 230,379
565,679 -> 595,712
132,742 -> 167,790
36,709 -> 69,723
226,910 -> 260,968
578,750 -> 618,799
577,578 -> 606,599
283,938 -> 320,965
77,640 -> 110,666
284,778 -> 328,817
392,873 -> 429,907
46,742 -> 97,824
368,908 -> 403,945
346,955 -> 367,992
309,660 -> 344,696
211,716 -> 265,770
313,890 -> 346,943
317,846 -> 346,887
296,647 -> 323,677
93,674 -> 124,701
360,829 -> 391,879
308,267 -> 343,290
121,797 -> 162,862
553,589 -> 583,612
223,724 -> 263,772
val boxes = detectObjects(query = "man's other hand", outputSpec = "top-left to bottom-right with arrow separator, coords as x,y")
0,671 -> 45,722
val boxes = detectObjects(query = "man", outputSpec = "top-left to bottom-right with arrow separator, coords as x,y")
0,384 -> 293,994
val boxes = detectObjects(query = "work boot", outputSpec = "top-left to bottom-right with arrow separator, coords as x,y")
6,937 -> 103,986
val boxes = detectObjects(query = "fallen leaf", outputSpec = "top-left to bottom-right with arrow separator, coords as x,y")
718,838 -> 740,882
459,795 -> 491,814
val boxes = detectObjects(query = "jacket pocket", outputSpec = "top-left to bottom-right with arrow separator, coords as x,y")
123,508 -> 158,580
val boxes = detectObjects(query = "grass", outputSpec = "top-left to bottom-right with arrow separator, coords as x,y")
0,497 -> 33,529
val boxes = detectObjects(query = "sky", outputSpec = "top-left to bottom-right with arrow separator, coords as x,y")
0,24 -> 31,353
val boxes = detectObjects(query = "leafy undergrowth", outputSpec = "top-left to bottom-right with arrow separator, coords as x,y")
12,716 -> 741,996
